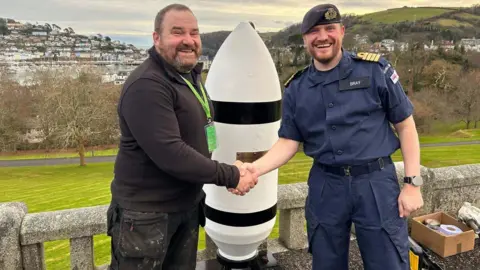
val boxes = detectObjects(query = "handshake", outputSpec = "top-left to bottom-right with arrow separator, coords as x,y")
228,160 -> 259,196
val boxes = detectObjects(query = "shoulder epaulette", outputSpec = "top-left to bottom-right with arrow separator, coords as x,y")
284,66 -> 308,87
353,52 -> 381,62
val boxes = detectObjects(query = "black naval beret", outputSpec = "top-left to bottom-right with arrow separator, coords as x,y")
301,4 -> 342,34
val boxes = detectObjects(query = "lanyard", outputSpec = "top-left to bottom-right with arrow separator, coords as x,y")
180,76 -> 212,121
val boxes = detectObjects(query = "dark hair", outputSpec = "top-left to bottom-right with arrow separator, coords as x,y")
154,4 -> 192,34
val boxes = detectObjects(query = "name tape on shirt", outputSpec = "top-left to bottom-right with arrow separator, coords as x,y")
339,76 -> 371,91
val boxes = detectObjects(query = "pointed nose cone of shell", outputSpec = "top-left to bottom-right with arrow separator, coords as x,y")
205,22 -> 281,103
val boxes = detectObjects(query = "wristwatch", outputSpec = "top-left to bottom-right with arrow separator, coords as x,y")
404,175 -> 423,187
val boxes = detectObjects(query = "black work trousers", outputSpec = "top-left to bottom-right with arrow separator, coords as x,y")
106,200 -> 203,270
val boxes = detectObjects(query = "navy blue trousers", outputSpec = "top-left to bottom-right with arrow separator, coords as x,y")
305,162 -> 409,270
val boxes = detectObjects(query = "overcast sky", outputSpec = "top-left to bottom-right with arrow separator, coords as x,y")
1,0 -> 478,47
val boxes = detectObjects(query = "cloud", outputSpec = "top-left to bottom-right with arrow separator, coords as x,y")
1,0 -> 478,47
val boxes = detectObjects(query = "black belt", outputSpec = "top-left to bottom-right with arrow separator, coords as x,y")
316,157 -> 392,177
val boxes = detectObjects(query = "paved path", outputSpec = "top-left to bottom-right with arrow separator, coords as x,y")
1,140 -> 479,167
0,156 -> 116,167
421,140 -> 480,147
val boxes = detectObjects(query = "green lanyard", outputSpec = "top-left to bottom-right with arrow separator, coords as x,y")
181,76 -> 212,122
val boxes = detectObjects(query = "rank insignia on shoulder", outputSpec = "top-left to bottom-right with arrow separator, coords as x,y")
354,52 -> 381,62
284,66 -> 308,87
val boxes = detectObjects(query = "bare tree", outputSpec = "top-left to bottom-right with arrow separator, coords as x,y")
29,69 -> 65,151
466,51 -> 480,69
0,67 -> 33,152
411,87 -> 452,133
450,70 -> 480,129
32,67 -> 119,166
421,59 -> 461,92
394,41 -> 432,97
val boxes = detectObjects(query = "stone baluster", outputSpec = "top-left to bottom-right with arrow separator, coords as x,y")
277,183 -> 308,250
0,202 -> 28,270
70,236 -> 95,270
279,208 -> 307,249
21,243 -> 46,270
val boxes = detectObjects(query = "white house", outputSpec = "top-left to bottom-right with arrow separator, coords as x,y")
380,39 -> 395,52
32,31 -> 47,36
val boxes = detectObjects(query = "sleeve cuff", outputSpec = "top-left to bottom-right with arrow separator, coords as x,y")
388,98 -> 414,124
226,165 -> 240,189
278,124 -> 303,142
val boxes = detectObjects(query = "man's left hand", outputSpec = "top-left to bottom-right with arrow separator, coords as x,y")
398,184 -> 424,218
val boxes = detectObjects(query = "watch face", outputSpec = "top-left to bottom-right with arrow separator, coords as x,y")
405,176 -> 423,186
412,176 -> 423,186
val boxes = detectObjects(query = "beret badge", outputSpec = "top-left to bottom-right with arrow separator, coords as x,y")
325,8 -> 337,20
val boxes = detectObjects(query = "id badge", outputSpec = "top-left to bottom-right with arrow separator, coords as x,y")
205,122 -> 217,153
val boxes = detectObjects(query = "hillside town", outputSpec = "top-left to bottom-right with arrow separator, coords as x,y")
273,34 -> 480,59
351,34 -> 480,53
0,20 -> 147,62
0,19 -> 217,85
2,18 -> 480,85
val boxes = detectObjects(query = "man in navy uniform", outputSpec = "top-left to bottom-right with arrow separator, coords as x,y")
237,3 -> 424,270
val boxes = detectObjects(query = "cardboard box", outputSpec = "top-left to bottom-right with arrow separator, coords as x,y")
410,212 -> 476,258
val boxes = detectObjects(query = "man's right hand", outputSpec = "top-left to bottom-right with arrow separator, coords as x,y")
236,170 -> 257,195
229,161 -> 258,196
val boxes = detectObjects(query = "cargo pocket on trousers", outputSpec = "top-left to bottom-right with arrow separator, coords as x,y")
383,217 -> 409,263
118,210 -> 169,259
106,203 -> 117,237
305,201 -> 320,254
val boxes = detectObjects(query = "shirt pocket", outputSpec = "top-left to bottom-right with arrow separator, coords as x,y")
339,83 -> 381,123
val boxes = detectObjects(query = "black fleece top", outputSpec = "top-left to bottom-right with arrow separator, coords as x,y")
110,47 -> 240,212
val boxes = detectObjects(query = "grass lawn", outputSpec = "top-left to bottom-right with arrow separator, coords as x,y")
393,145 -> 480,168
434,18 -> 473,27
456,12 -> 480,20
0,153 -> 312,269
2,144 -> 480,268
1,128 -> 479,161
419,128 -> 480,144
360,7 -> 453,24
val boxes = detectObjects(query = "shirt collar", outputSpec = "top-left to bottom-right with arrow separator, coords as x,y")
307,48 -> 353,88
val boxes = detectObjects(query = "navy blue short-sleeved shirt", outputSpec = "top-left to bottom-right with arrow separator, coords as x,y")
278,49 -> 414,166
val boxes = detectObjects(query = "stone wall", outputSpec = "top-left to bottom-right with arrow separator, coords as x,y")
1,162 -> 480,269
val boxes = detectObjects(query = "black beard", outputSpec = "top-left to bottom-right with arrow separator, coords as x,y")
316,55 -> 335,64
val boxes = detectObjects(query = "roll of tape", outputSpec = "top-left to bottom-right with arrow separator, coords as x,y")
427,223 -> 440,230
438,224 -> 463,236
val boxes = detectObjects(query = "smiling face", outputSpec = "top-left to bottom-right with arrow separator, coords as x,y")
303,23 -> 345,67
153,9 -> 202,73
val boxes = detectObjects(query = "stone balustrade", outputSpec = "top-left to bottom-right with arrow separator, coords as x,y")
1,162 -> 480,269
